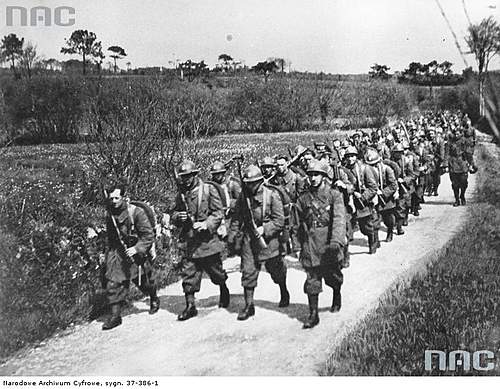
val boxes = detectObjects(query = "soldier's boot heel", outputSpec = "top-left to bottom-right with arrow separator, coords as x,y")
386,229 -> 393,242
330,289 -> 341,313
278,283 -> 290,308
303,294 -> 319,329
342,247 -> 350,268
219,283 -> 230,308
102,304 -> 122,330
374,231 -> 381,248
396,222 -> 405,235
460,189 -> 466,205
149,296 -> 160,315
178,294 -> 197,321
368,236 -> 377,255
237,304 -> 255,320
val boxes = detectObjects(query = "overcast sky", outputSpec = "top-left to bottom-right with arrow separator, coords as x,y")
2,0 -> 499,73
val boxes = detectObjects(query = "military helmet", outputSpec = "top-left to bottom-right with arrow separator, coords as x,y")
177,160 -> 200,176
259,156 -> 276,168
293,145 -> 307,157
242,165 -> 264,183
210,161 -> 227,174
364,149 -> 381,165
392,143 -> 404,153
307,160 -> 329,176
345,145 -> 358,156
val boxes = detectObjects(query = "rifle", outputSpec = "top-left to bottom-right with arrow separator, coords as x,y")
173,168 -> 195,239
235,156 -> 268,250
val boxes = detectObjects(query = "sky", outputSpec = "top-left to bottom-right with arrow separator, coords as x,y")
1,0 -> 500,74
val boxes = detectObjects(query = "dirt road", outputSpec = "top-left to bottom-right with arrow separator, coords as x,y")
1,172 -> 475,376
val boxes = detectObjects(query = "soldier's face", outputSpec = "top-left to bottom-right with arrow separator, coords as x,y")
308,173 -> 323,187
109,189 -> 124,209
261,166 -> 274,178
246,180 -> 262,195
276,159 -> 287,174
180,174 -> 196,189
212,172 -> 225,184
346,154 -> 357,166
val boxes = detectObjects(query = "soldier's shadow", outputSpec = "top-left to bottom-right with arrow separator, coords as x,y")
148,293 -> 311,323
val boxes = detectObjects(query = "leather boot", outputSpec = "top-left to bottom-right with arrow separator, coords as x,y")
237,288 -> 255,320
460,189 -> 466,205
303,294 -> 319,329
396,220 -> 405,235
178,294 -> 197,321
219,283 -> 230,308
403,214 -> 409,226
102,303 -> 122,330
149,295 -> 160,315
278,281 -> 290,308
453,188 -> 460,207
386,228 -> 393,242
374,230 -> 381,248
368,235 -> 377,254
330,288 -> 341,313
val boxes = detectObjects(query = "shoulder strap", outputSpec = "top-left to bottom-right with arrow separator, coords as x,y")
262,186 -> 269,218
196,183 -> 204,221
127,204 -> 136,232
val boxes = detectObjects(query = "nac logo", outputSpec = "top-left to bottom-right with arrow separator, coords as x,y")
424,350 -> 496,372
6,6 -> 75,27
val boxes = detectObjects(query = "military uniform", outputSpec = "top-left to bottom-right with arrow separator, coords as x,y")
444,135 -> 470,206
373,161 -> 398,241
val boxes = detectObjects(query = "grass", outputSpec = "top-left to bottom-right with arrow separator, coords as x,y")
324,141 -> 500,376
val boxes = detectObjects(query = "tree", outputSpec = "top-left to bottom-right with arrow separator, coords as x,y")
0,34 -> 24,76
19,42 -> 40,78
108,45 -> 127,73
218,53 -> 233,72
252,60 -> 278,82
464,16 -> 500,116
438,60 -> 453,76
178,59 -> 208,81
60,30 -> 103,75
369,63 -> 391,80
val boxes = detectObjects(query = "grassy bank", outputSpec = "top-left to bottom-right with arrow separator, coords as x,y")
325,142 -> 500,375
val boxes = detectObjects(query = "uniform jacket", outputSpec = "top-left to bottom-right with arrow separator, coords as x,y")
294,183 -> 346,268
347,161 -> 378,218
229,183 -> 285,261
172,178 -> 225,259
271,168 -> 304,202
105,203 -> 154,283
368,162 -> 397,211
220,175 -> 242,218
445,138 -> 469,173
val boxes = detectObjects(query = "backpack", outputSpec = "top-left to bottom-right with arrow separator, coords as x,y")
127,200 -> 157,261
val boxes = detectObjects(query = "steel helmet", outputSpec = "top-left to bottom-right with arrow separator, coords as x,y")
177,160 -> 200,176
392,143 -> 404,153
345,145 -> 358,156
242,165 -> 264,183
307,160 -> 329,176
364,149 -> 381,165
210,161 -> 227,174
259,156 -> 276,168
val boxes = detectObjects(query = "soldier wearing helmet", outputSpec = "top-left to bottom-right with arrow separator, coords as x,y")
210,161 -> 241,221
228,164 -> 289,321
259,156 -> 277,180
294,160 -> 346,329
343,145 -> 379,254
171,160 -> 230,321
365,148 -> 398,244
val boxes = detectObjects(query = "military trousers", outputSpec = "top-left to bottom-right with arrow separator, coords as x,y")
241,255 -> 287,289
181,253 -> 228,294
106,271 -> 156,305
303,264 -> 343,295
378,208 -> 395,231
450,172 -> 468,190
357,212 -> 377,237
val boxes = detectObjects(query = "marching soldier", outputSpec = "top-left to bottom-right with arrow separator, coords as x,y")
365,149 -> 398,243
294,160 -> 346,329
343,146 -> 379,254
171,160 -> 230,321
101,182 -> 160,330
444,130 -> 470,206
228,165 -> 290,321
391,143 -> 412,235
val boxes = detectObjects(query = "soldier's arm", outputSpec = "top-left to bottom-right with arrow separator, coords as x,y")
263,190 -> 285,239
205,184 -> 224,233
382,165 -> 398,198
329,190 -> 346,246
229,179 -> 242,210
361,166 -> 377,203
133,208 -> 154,254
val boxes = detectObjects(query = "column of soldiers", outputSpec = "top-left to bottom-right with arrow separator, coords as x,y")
99,109 -> 477,330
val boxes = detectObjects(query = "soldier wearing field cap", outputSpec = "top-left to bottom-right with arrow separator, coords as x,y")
294,160 -> 346,329
171,160 -> 230,321
228,165 -> 289,321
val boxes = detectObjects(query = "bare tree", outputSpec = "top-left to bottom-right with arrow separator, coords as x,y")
19,42 -> 40,78
464,16 -> 500,116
